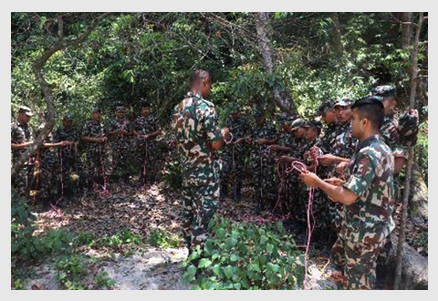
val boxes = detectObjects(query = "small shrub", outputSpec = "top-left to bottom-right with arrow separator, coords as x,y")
148,228 -> 182,248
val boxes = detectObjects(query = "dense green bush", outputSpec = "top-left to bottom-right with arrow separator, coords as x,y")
182,218 -> 305,290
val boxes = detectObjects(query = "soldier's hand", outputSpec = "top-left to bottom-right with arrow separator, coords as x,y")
323,177 -> 345,187
245,137 -> 253,144
318,154 -> 336,166
299,172 -> 319,186
222,127 -> 230,137
256,139 -> 265,145
335,161 -> 349,175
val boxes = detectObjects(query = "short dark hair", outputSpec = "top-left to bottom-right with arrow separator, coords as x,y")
351,96 -> 385,130
189,69 -> 211,87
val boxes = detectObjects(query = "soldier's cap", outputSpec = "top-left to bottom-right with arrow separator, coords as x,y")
306,120 -> 323,129
318,99 -> 335,116
141,102 -> 151,108
334,99 -> 352,107
277,112 -> 289,123
290,118 -> 306,131
92,108 -> 102,113
18,106 -> 33,116
254,107 -> 265,120
116,105 -> 125,112
63,113 -> 73,121
371,85 -> 397,98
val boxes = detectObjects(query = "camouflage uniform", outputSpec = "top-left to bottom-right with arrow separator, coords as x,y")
249,116 -> 277,211
332,134 -> 394,290
221,116 -> 250,201
82,119 -> 110,186
171,92 -> 223,252
54,124 -> 85,196
11,120 -> 35,199
329,121 -> 358,234
36,123 -> 60,202
108,118 -> 132,182
134,114 -> 161,184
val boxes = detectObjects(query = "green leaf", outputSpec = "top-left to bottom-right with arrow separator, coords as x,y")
187,265 -> 197,277
198,258 -> 212,268
266,243 -> 274,254
260,235 -> 268,245
230,254 -> 239,262
223,266 -> 233,279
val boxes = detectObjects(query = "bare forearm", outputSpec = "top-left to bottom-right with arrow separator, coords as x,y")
314,177 -> 356,205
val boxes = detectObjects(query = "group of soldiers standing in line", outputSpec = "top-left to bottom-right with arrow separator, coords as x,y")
12,65 -> 418,289
11,103 -> 162,210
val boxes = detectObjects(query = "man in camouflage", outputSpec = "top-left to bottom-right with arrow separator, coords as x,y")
300,96 -> 394,289
36,111 -> 71,209
107,106 -> 132,184
171,69 -> 229,254
81,108 -> 109,192
11,106 -> 35,200
318,99 -> 358,234
313,99 -> 338,155
249,107 -> 277,213
220,103 -> 250,202
133,102 -> 162,186
54,113 -> 86,199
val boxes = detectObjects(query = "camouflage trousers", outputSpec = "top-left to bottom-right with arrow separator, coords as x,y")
111,145 -> 131,179
331,236 -> 385,289
58,152 -> 86,196
181,182 -> 219,252
12,164 -> 34,200
272,161 -> 293,215
221,145 -> 245,198
136,141 -> 159,183
38,159 -> 59,201
86,146 -> 111,183
250,148 -> 276,208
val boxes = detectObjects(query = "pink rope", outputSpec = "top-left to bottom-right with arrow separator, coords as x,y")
224,132 -> 234,144
97,142 -> 109,196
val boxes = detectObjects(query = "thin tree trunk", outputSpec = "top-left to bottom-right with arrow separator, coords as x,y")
394,12 -> 424,290
11,12 -> 111,178
254,12 -> 297,115
329,12 -> 344,58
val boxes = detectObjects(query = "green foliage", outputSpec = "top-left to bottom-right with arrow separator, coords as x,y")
416,115 -> 428,184
148,228 -> 182,248
416,232 -> 428,245
181,218 -> 305,290
56,254 -> 88,290
95,271 -> 116,289
163,161 -> 182,189
74,231 -> 98,248
12,278 -> 26,290
11,191 -> 44,265
102,228 -> 143,249
42,228 -> 74,255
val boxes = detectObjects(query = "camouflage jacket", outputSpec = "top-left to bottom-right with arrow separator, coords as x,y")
82,120 -> 106,152
380,115 -> 407,159
314,123 -> 339,154
341,134 -> 395,246
134,115 -> 160,136
54,125 -> 79,159
289,137 -> 306,159
250,121 -> 277,152
171,92 -> 223,186
36,123 -> 58,163
277,130 -> 294,149
108,119 -> 131,149
225,117 -> 250,152
332,122 -> 358,159
11,120 -> 34,165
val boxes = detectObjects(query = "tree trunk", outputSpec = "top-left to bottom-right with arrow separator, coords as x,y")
11,13 -> 111,178
329,12 -> 344,58
408,166 -> 428,227
254,12 -> 297,115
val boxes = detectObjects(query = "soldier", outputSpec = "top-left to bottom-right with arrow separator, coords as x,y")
54,113 -> 86,199
269,112 -> 296,214
249,107 -> 277,213
133,102 -> 162,186
371,85 -> 408,177
36,111 -> 72,209
81,108 -> 109,193
313,99 -> 338,155
300,96 -> 394,289
107,105 -> 132,184
220,103 -> 250,202
171,69 -> 229,255
11,106 -> 35,200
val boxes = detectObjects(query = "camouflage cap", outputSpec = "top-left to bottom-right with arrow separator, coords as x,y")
18,106 -> 33,116
116,105 -> 125,112
334,99 -> 352,107
307,120 -> 323,129
317,99 -> 334,116
277,112 -> 290,124
63,113 -> 73,121
372,85 -> 397,98
291,118 -> 306,131
92,108 -> 102,113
